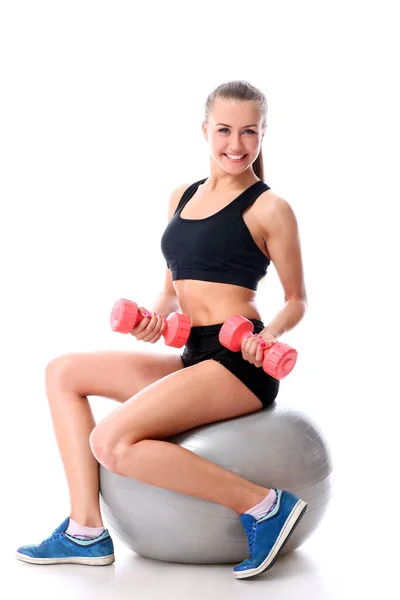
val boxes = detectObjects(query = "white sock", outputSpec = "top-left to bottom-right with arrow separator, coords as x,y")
244,489 -> 278,519
66,518 -> 105,540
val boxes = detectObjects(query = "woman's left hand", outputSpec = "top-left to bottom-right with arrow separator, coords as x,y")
241,331 -> 278,368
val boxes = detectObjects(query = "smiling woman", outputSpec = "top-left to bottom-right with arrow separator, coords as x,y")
16,79 -> 309,581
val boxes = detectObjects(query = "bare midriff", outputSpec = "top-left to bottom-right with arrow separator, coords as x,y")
173,279 -> 263,326
171,182 -> 273,327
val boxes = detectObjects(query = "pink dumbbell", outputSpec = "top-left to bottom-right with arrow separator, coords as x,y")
110,298 -> 191,349
219,314 -> 298,380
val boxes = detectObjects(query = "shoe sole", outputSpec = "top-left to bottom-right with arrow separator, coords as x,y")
15,552 -> 115,566
233,499 -> 307,579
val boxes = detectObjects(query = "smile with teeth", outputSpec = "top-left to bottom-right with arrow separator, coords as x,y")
225,153 -> 246,161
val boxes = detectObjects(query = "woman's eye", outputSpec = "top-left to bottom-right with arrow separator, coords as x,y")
218,128 -> 255,134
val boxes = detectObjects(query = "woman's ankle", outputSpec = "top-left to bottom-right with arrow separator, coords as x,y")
66,517 -> 105,540
69,514 -> 104,528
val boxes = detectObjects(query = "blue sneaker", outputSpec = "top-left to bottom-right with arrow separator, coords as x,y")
16,518 -> 115,565
233,489 -> 307,579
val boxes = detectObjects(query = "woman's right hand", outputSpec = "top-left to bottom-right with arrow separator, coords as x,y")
129,307 -> 167,344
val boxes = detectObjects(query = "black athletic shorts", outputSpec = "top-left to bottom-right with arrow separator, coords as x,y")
180,318 -> 279,409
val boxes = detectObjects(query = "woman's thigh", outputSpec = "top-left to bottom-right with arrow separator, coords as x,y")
45,350 -> 185,403
180,319 -> 279,409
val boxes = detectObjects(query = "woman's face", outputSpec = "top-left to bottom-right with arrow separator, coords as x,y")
202,99 -> 265,173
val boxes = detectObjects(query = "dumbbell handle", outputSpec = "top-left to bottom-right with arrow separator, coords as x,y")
219,314 -> 298,380
110,298 -> 191,349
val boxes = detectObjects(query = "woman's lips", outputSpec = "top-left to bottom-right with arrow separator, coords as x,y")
224,154 -> 247,162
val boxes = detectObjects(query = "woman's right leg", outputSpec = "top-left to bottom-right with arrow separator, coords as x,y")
45,350 -> 184,528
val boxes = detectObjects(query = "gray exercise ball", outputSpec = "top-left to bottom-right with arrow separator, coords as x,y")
99,401 -> 334,564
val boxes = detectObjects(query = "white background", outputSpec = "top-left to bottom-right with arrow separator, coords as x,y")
0,1 -> 398,598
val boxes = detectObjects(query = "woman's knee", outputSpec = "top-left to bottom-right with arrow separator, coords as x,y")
45,353 -> 80,392
89,425 -> 130,474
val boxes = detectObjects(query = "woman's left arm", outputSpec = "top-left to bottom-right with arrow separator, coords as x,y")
259,196 -> 308,340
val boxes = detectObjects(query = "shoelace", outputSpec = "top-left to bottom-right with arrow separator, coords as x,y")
248,522 -> 258,559
37,529 -> 62,547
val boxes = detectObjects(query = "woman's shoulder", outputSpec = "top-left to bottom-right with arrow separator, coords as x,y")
167,182 -> 193,220
174,181 -> 194,197
255,188 -> 299,236
258,187 -> 294,212
255,187 -> 281,216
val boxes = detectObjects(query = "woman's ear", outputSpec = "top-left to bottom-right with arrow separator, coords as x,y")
261,126 -> 267,142
201,121 -> 209,141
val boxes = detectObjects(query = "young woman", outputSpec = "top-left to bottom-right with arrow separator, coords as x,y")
16,80 -> 308,580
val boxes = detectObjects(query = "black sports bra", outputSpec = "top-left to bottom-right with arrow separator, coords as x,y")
160,177 -> 271,291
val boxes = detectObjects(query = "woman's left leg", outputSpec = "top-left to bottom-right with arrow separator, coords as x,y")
89,358 -> 270,514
